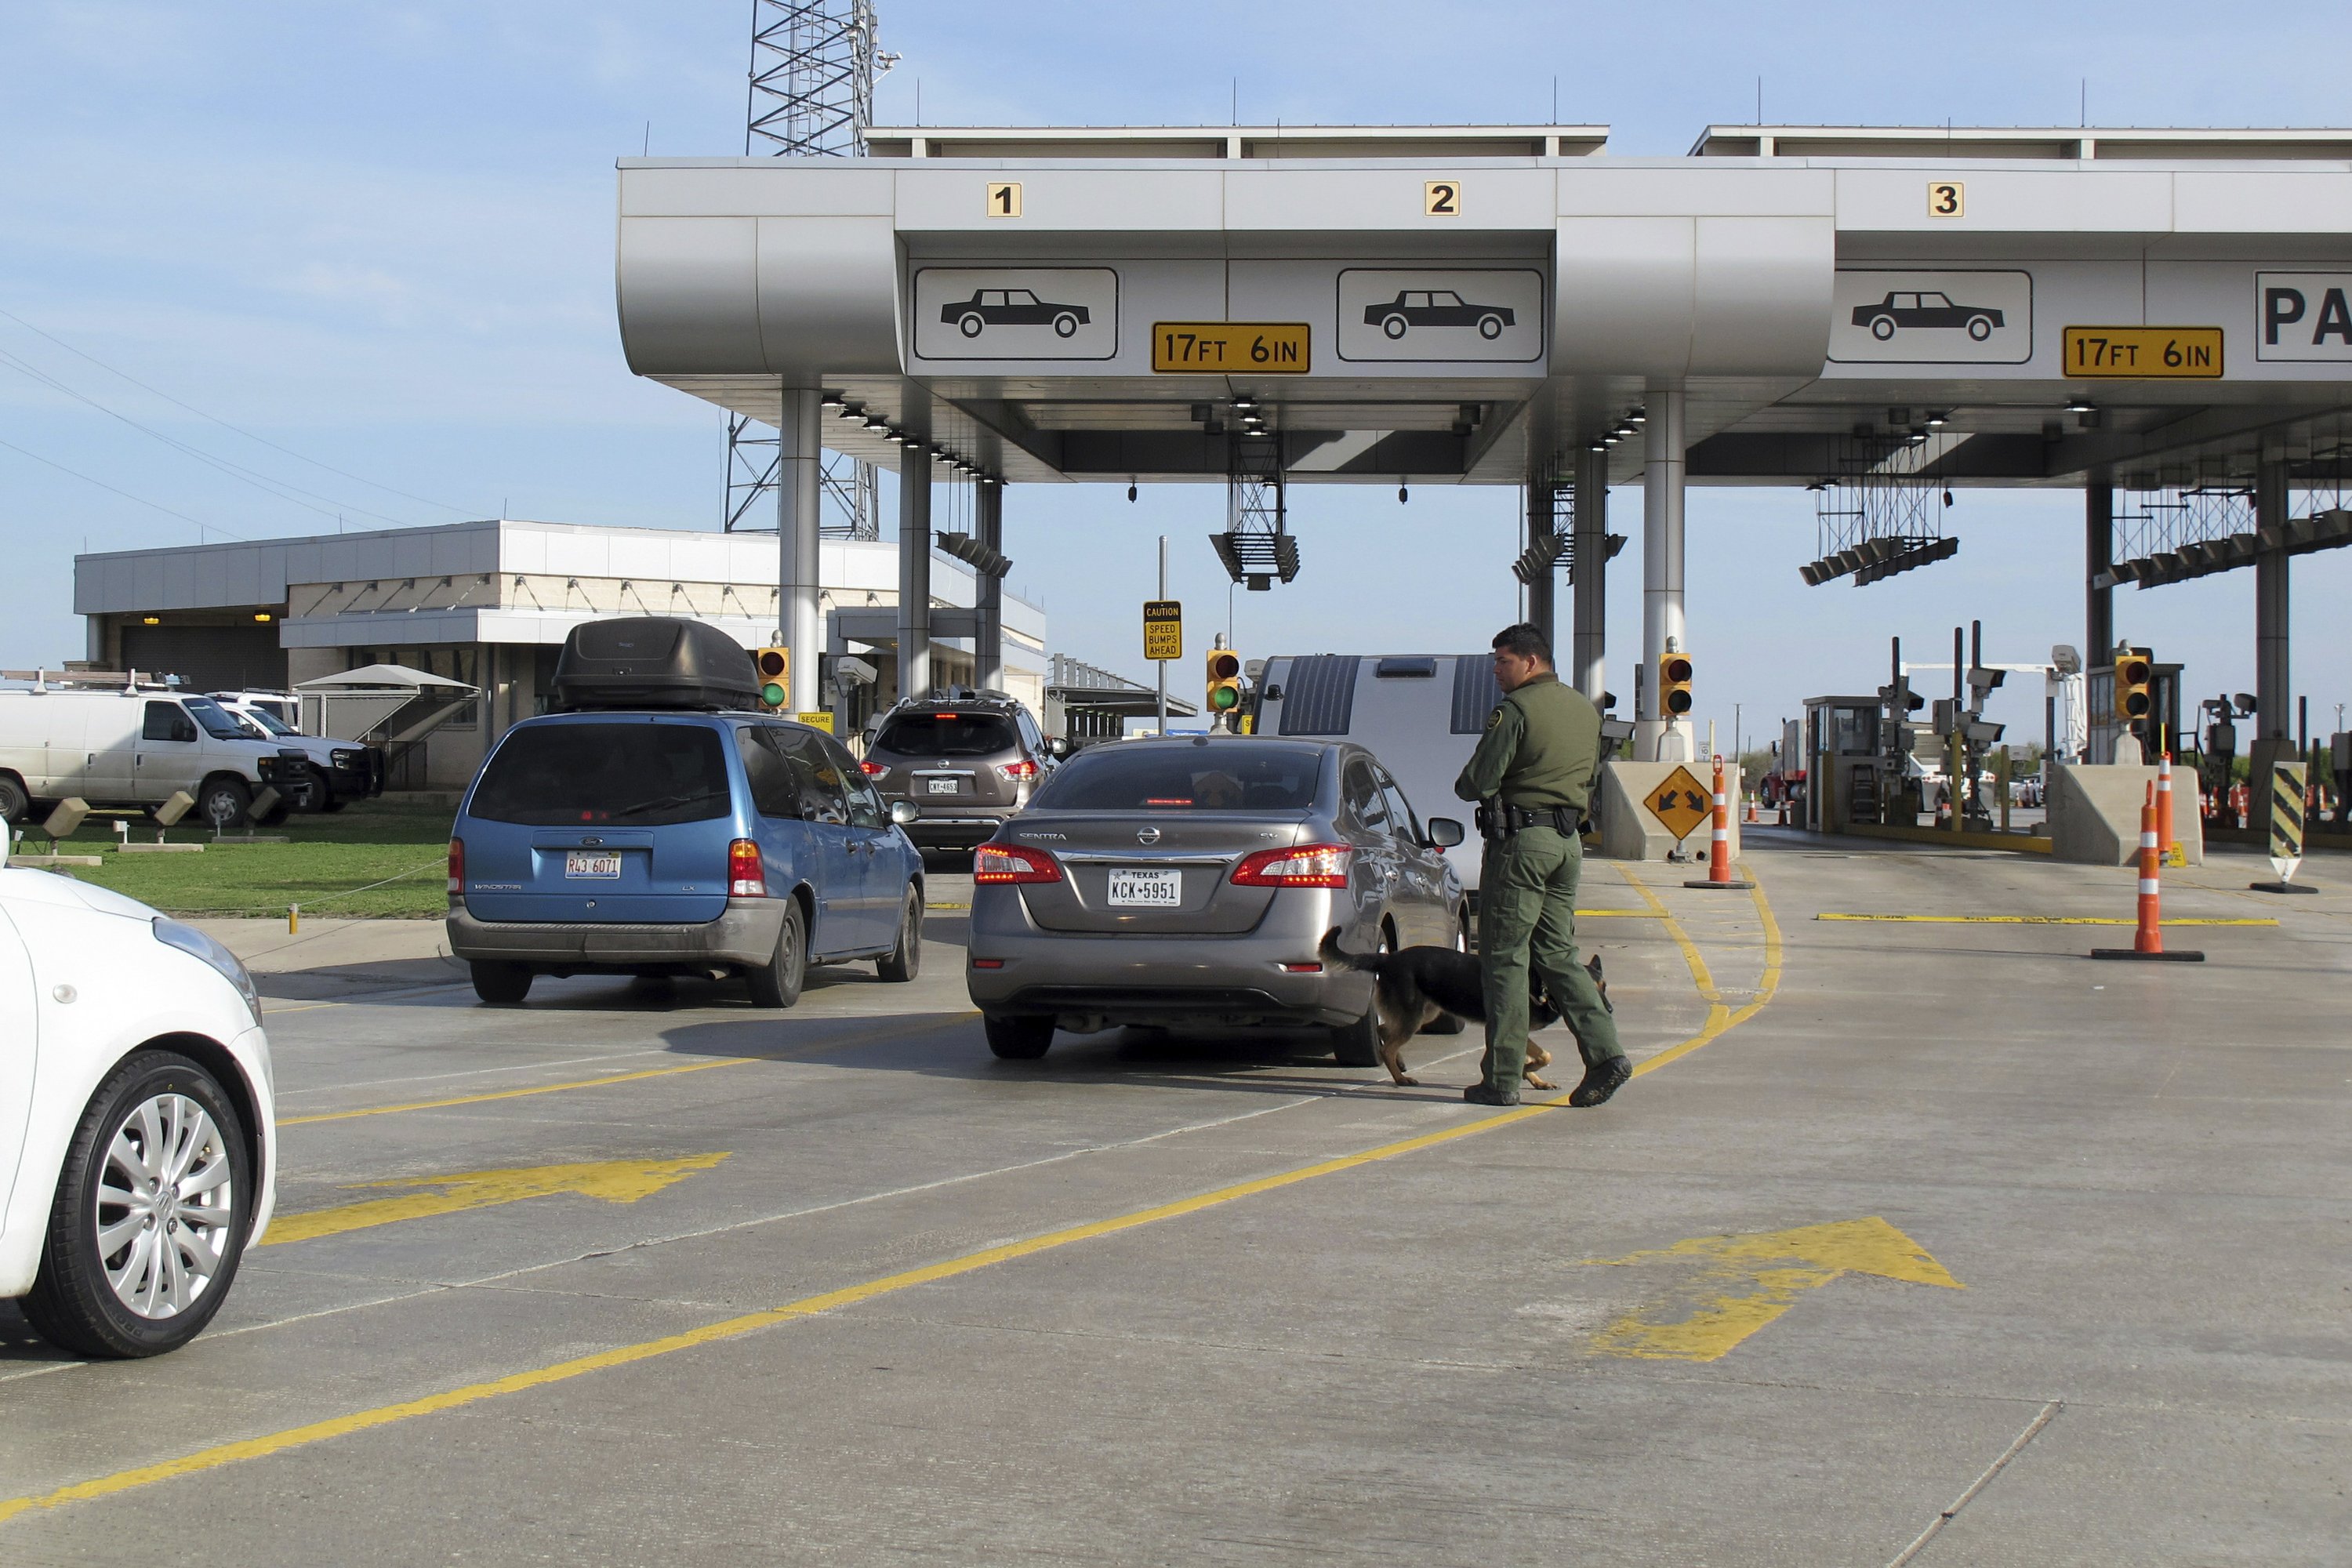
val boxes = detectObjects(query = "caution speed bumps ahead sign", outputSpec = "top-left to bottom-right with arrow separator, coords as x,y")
1644,765 -> 1712,842
1142,600 -> 1182,662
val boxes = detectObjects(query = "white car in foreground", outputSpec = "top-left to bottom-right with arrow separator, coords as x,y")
0,867 -> 276,1356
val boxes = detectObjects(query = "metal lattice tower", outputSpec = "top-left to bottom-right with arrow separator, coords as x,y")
723,0 -> 894,539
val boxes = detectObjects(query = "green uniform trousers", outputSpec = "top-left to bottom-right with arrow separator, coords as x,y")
1478,825 -> 1624,1091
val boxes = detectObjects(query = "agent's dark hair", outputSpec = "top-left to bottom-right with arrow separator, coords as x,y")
1490,623 -> 1553,664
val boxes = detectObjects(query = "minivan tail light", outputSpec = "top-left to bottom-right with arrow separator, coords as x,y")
974,842 -> 1062,884
447,837 -> 463,896
728,838 -> 768,898
859,760 -> 887,776
1230,843 -> 1353,888
994,759 -> 1039,782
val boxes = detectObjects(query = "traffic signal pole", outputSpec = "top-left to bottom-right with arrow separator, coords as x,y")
1156,534 -> 1167,736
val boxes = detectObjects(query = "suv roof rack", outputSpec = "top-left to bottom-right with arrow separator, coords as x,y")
550,617 -> 760,713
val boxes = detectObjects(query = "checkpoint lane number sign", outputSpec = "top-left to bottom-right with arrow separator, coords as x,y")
1152,322 -> 1311,374
2062,326 -> 2223,378
1425,180 -> 1461,216
1644,765 -> 1712,842
1928,180 -> 1965,217
1143,600 -> 1182,662
986,182 -> 1022,217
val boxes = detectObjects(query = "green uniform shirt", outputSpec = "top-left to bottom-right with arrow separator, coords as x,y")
1453,670 -> 1602,812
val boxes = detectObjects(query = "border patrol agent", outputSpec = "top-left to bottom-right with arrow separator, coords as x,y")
1454,623 -> 1629,1108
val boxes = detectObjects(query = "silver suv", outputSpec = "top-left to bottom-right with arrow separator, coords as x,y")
860,693 -> 1062,851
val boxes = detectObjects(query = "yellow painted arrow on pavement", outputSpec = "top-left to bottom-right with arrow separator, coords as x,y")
1580,1216 -> 1961,1362
260,1152 -> 730,1247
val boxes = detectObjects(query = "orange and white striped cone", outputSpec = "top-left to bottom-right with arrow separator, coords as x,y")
2155,753 -> 2177,866
2092,782 -> 2204,961
1745,794 -> 1758,825
1686,756 -> 1755,889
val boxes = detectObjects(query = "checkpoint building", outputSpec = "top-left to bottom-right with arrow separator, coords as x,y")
72,517 -> 1047,789
614,121 -> 2352,779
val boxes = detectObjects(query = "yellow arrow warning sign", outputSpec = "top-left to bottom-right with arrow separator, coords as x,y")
1644,764 -> 1712,841
1581,1215 -> 1961,1362
261,1153 -> 730,1247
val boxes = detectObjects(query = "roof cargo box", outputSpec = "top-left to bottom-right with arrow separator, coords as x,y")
551,617 -> 759,712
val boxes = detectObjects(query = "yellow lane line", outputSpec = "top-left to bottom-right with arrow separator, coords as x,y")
1616,867 -> 1724,1006
1816,913 -> 2278,927
278,1013 -> 978,1127
1621,863 -> 1784,1080
0,875 -> 1789,1526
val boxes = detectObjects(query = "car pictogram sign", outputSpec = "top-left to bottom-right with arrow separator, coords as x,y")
1644,765 -> 1712,841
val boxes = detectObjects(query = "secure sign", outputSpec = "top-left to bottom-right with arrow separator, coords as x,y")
2256,274 -> 2352,361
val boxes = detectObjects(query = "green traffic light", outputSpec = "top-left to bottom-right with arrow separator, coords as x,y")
1210,685 -> 1239,710
761,682 -> 786,707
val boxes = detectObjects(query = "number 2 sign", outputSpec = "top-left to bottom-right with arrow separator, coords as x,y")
1424,180 -> 1461,217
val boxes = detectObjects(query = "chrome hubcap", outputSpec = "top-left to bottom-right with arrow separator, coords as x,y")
96,1094 -> 236,1320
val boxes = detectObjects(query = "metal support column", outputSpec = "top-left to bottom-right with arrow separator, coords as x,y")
1639,387 -> 1688,761
1573,445 -> 1608,706
897,445 -> 932,704
2085,481 -> 2114,665
778,386 -> 824,715
975,477 -> 1004,691
1524,478 -> 1556,652
2256,446 -> 2292,742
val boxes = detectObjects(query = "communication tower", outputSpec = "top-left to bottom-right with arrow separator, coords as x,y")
722,1 -> 895,539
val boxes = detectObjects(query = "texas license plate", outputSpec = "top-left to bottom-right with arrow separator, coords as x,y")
1107,869 -> 1181,906
926,777 -> 960,796
564,851 -> 622,879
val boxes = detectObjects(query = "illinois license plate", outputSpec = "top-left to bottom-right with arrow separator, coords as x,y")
926,777 -> 960,796
1107,869 -> 1181,906
564,851 -> 622,879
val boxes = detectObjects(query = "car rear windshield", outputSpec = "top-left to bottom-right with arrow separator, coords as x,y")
1031,746 -> 1323,811
469,722 -> 731,826
874,712 -> 1018,757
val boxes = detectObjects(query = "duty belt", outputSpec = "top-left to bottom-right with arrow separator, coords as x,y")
1475,801 -> 1581,839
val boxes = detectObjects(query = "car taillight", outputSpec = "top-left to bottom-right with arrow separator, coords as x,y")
859,760 -> 887,776
447,837 -> 464,895
1230,843 -> 1353,888
728,838 -> 767,898
994,759 -> 1039,782
973,842 -> 1062,884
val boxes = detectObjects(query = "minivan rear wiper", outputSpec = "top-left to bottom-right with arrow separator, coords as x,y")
604,789 -> 728,819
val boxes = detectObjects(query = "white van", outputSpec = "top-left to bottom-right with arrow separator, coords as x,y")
209,691 -> 385,812
1247,655 -> 1502,895
1249,653 -> 1630,900
0,689 -> 306,829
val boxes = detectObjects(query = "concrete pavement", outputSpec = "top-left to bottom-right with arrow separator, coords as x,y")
2,840 -> 2344,1564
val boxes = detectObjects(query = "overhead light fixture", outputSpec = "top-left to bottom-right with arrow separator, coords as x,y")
836,405 -> 862,419
2065,397 -> 2096,414
141,615 -> 160,625
1925,411 -> 1950,427
253,612 -> 274,623
1232,398 -> 1258,412
1588,441 -> 1607,452
820,394 -> 842,408
1627,407 -> 1646,423
1127,482 -> 1138,502
863,416 -> 887,431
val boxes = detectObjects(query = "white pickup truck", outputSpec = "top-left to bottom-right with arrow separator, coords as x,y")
209,691 -> 385,812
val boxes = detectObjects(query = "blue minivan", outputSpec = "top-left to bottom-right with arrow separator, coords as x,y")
445,618 -> 924,1007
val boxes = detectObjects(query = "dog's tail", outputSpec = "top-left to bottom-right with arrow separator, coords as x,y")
1318,927 -> 1378,972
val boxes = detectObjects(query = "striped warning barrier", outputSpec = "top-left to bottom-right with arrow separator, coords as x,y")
2251,760 -> 2316,894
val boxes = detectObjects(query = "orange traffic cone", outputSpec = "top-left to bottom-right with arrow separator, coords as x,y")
1686,756 -> 1755,890
1744,794 -> 1758,824
2092,782 -> 2204,962
2156,753 -> 2176,865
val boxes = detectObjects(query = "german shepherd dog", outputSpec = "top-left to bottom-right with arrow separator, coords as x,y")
1319,929 -> 1610,1089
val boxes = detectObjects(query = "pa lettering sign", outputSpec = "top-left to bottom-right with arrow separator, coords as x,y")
2256,273 -> 2352,361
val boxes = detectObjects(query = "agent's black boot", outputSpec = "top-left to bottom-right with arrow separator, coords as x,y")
1569,1054 -> 1632,1107
1461,1083 -> 1521,1107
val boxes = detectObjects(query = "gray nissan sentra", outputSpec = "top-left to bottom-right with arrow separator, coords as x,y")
965,735 -> 1467,1063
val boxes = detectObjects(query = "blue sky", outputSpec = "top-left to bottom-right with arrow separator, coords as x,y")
5,1 -> 2351,750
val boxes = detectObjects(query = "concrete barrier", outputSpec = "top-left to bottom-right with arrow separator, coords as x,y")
2048,763 -> 2205,866
1595,761 -> 1744,862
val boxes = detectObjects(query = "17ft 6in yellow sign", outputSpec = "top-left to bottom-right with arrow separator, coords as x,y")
1143,600 -> 1182,662
2063,326 -> 2223,378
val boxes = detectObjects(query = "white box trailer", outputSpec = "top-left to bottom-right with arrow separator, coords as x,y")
0,688 -> 305,829
1249,655 -> 1499,893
